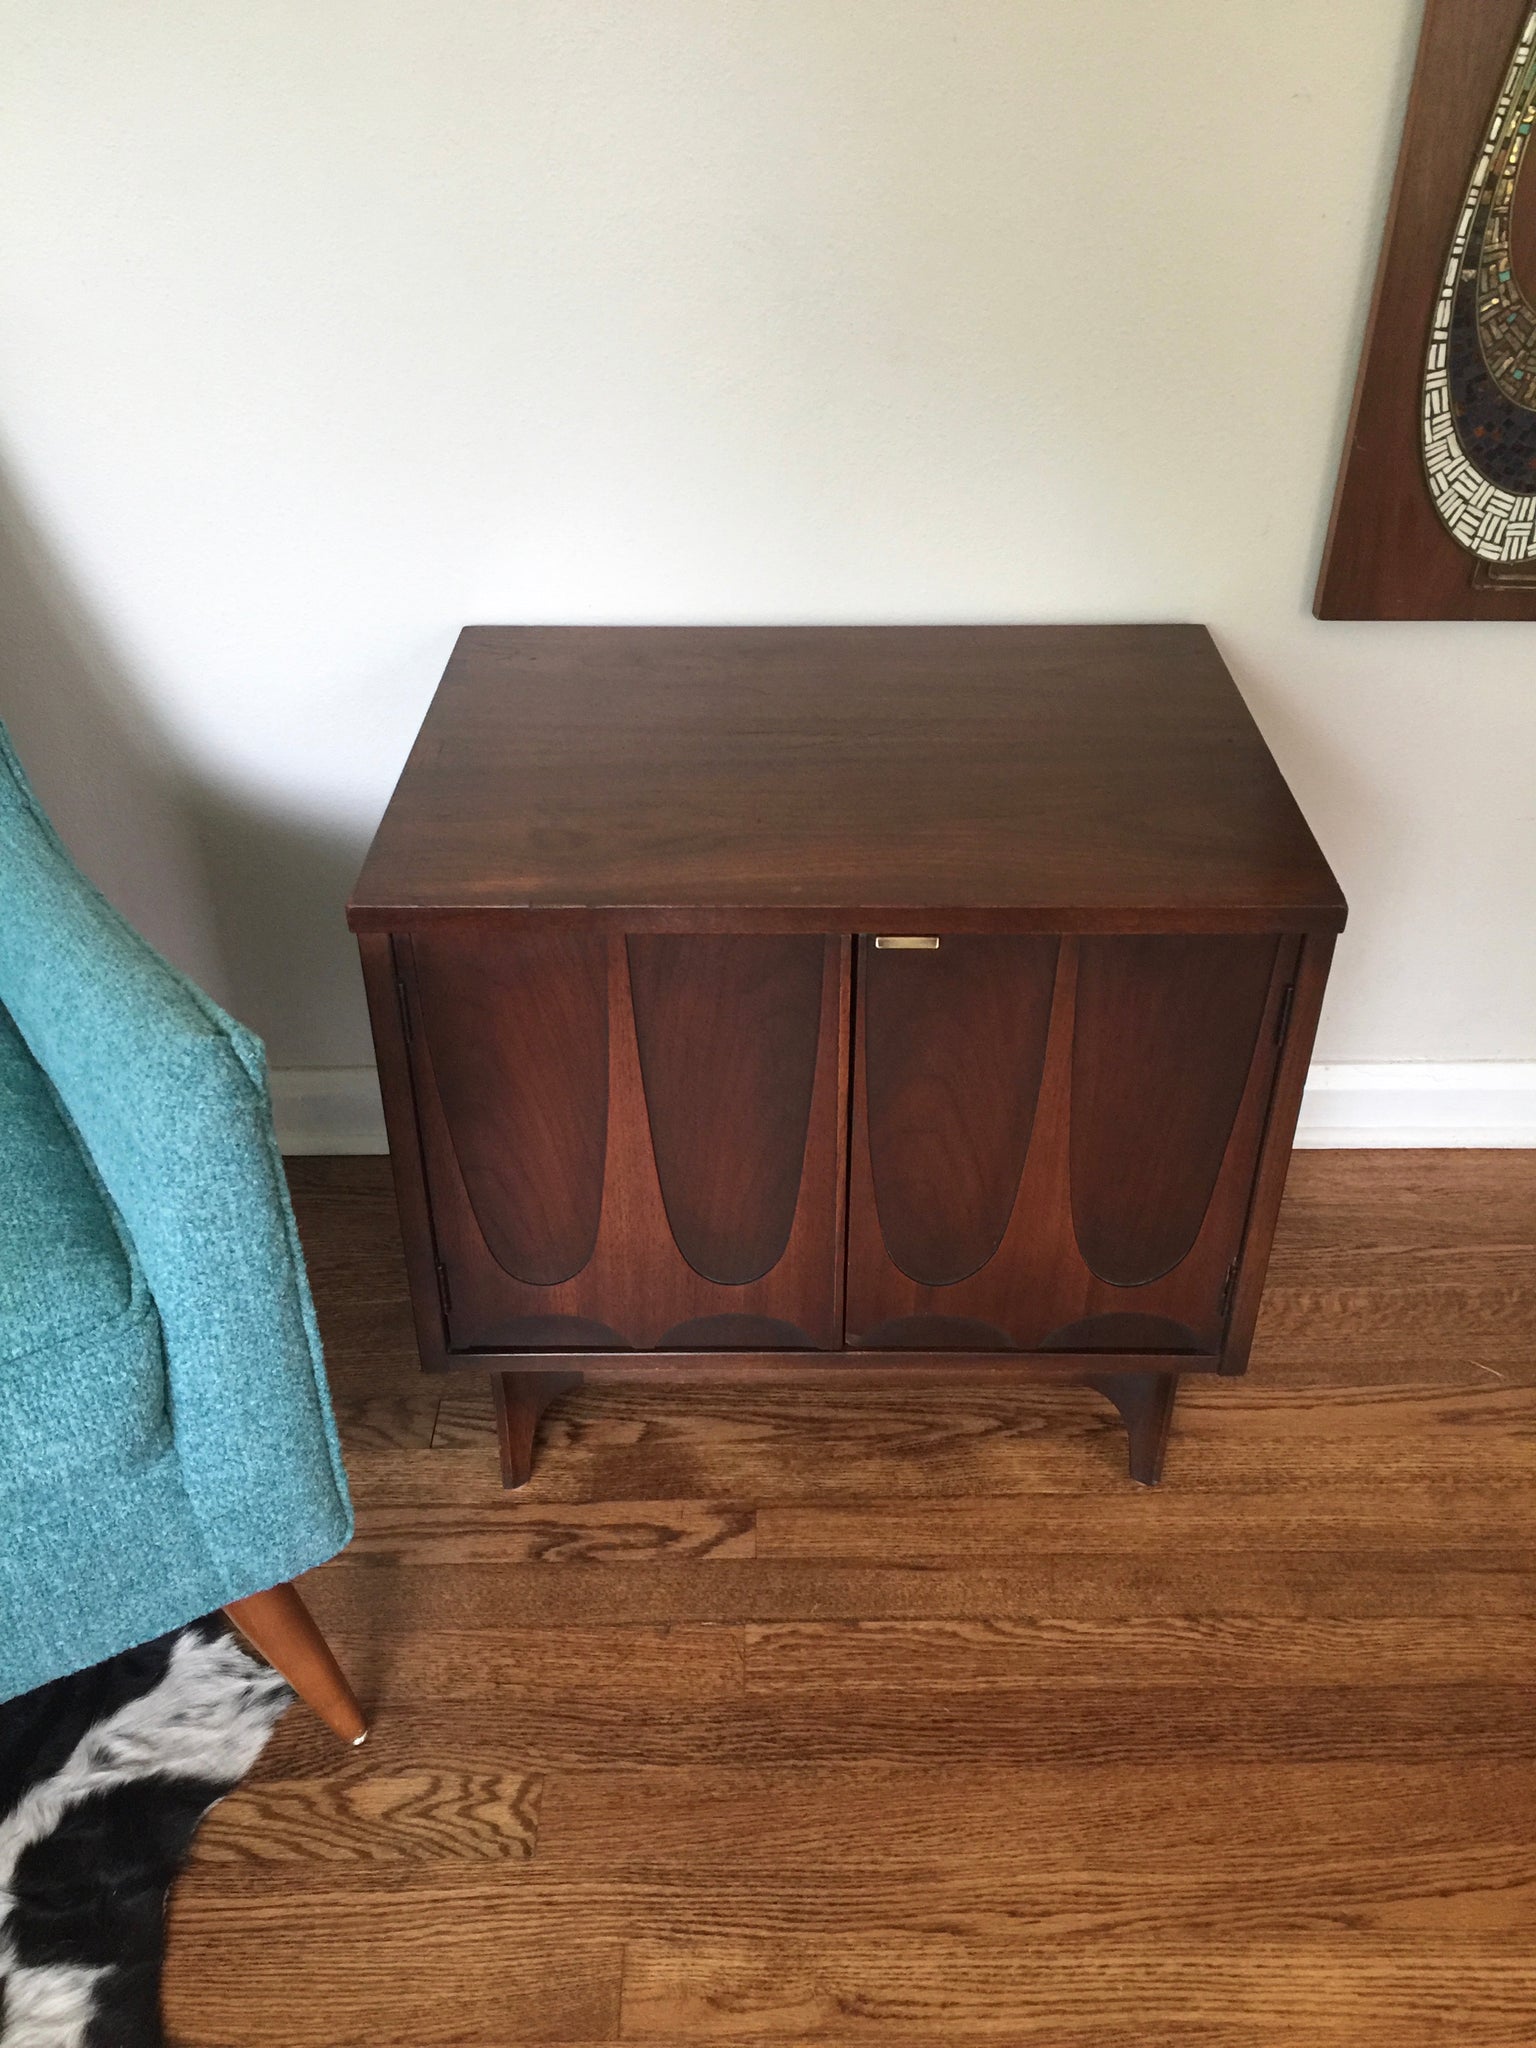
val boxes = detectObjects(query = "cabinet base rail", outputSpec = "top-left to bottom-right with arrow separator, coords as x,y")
488,1357 -> 1193,1490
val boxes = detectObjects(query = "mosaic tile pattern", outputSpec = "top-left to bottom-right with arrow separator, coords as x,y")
1475,103 -> 1536,401
1423,7 -> 1536,560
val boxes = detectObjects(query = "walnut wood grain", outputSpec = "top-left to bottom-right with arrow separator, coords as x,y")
1219,929 -> 1335,1376
492,1369 -> 583,1490
447,1351 -> 1222,1382
356,934 -> 448,1373
1085,1370 -> 1179,1486
413,928 -> 609,1286
406,933 -> 849,1353
846,936 -> 1297,1354
862,935 -> 1056,1284
626,934 -> 826,1284
349,628 -> 1342,1490
347,627 -> 1344,930
1069,935 -> 1279,1285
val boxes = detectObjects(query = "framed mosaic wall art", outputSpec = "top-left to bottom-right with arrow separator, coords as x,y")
1318,0 -> 1536,616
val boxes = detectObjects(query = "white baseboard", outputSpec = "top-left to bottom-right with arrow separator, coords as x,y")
1292,1062 -> 1536,1148
270,1061 -> 1536,1156
271,1067 -> 387,1155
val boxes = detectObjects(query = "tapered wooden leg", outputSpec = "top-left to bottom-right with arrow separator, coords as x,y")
1086,1371 -> 1179,1486
223,1581 -> 368,1745
492,1370 -> 584,1490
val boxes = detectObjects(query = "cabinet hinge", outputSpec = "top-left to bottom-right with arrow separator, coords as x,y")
1219,1257 -> 1240,1322
435,1259 -> 452,1321
395,968 -> 414,1044
1274,980 -> 1297,1046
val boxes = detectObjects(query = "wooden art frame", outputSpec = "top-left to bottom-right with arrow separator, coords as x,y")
1318,0 -> 1536,617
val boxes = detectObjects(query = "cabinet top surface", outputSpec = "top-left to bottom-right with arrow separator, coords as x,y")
349,625 -> 1345,931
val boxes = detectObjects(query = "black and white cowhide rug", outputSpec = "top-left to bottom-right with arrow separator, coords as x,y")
0,1619 -> 290,2048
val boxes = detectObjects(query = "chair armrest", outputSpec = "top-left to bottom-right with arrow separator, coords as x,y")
0,725 -> 351,1583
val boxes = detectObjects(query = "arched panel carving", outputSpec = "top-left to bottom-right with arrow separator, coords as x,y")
627,935 -> 825,1286
864,936 -> 1058,1285
1070,936 -> 1279,1287
411,929 -> 609,1286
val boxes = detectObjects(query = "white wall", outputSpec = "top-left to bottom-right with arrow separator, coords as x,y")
0,1 -> 1532,1086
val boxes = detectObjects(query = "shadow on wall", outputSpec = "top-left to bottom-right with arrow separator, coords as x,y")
0,460 -> 374,1068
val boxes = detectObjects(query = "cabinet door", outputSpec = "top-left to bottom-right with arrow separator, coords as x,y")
403,929 -> 848,1351
845,933 -> 1294,1354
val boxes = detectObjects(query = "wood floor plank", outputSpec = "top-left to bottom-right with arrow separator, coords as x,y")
190,1759 -> 543,1864
755,1485 -> 1536,1560
535,1759 -> 1536,1869
1250,1152 -> 1536,1385
330,1389 -> 444,1453
300,1624 -> 746,1705
301,1549 -> 1536,1632
421,1378 -> 1536,1503
165,1849 -> 1536,1935
1252,1284 -> 1536,1378
1261,1151 -> 1536,1258
161,1919 -> 622,2047
743,1613 -> 1536,1689
346,1498 -> 756,1564
156,1153 -> 1536,2046
618,1933 -> 1536,2043
239,1684 -> 1534,1774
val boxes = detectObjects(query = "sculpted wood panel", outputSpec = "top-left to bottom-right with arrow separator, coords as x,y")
627,935 -> 825,1285
405,932 -> 848,1353
863,936 -> 1057,1285
847,935 -> 1295,1353
411,928 -> 608,1286
1069,936 -> 1281,1287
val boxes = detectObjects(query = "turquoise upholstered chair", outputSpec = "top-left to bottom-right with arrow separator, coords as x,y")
0,722 -> 364,1740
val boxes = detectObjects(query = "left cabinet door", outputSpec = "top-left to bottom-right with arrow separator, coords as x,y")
396,928 -> 849,1353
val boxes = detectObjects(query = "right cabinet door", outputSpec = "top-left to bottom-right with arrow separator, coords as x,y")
844,932 -> 1297,1354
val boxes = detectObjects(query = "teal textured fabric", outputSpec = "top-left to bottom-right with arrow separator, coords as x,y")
0,721 -> 352,1701
0,1004 -> 169,1482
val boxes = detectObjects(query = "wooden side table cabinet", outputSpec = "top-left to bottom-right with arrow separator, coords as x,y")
349,627 -> 1345,1488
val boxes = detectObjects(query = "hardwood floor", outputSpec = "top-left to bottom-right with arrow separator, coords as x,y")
164,1152 -> 1536,2046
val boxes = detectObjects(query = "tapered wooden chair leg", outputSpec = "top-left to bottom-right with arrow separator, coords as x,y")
224,1580 -> 368,1745
493,1370 -> 583,1490
1086,1371 -> 1179,1486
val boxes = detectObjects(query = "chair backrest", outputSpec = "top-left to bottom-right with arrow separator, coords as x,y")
0,722 -> 251,1136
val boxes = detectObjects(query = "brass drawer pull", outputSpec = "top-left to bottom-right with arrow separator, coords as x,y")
874,935 -> 940,950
